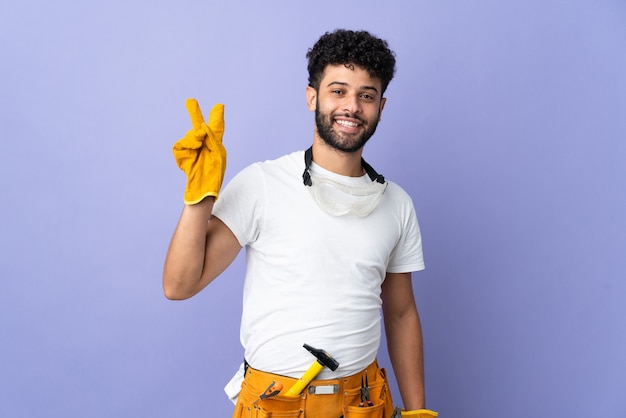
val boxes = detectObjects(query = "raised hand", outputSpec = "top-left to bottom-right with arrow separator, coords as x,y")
172,99 -> 226,204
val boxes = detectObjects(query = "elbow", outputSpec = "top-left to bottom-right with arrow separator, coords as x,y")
163,287 -> 189,301
162,275 -> 194,301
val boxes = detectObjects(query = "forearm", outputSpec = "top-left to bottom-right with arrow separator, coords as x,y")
163,198 -> 214,299
385,305 -> 426,410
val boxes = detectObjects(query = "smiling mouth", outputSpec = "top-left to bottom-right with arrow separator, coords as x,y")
335,119 -> 360,128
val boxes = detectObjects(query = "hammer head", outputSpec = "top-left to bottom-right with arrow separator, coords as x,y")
303,344 -> 339,371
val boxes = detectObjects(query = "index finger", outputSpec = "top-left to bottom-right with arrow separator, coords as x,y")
185,98 -> 205,129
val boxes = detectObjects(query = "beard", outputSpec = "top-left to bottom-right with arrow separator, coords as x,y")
315,105 -> 379,153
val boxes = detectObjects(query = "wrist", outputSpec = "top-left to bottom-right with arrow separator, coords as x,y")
184,195 -> 215,206
400,409 -> 439,417
179,198 -> 214,228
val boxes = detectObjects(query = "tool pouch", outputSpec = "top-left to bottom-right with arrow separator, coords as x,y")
341,368 -> 394,418
232,362 -> 394,417
233,396 -> 303,418
233,369 -> 303,418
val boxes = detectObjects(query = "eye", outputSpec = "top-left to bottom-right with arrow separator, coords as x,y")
331,89 -> 344,95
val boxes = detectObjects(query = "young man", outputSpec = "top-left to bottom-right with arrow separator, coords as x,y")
164,29 -> 438,418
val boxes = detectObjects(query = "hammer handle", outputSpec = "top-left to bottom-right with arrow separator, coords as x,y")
282,361 -> 324,397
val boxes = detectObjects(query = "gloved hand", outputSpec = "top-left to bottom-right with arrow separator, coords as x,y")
401,409 -> 439,417
172,98 -> 226,204
393,407 -> 439,417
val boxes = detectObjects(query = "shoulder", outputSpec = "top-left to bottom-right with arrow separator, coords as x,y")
229,151 -> 304,180
374,179 -> 420,225
383,180 -> 415,207
256,150 -> 304,173
245,150 -> 306,185
385,179 -> 411,198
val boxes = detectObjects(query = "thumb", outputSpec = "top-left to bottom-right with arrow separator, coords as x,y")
185,98 -> 205,130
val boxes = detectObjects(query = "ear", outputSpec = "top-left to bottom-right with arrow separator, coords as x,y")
306,86 -> 317,111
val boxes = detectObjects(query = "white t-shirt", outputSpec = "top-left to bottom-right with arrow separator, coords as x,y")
213,150 -> 424,379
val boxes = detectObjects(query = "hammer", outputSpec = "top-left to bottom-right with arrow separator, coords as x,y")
282,344 -> 339,397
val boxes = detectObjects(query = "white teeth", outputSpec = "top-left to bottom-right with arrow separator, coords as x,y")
336,120 -> 359,128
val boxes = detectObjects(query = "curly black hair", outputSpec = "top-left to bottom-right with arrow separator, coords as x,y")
306,29 -> 396,94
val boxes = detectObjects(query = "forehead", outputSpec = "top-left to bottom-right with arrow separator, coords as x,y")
320,64 -> 382,91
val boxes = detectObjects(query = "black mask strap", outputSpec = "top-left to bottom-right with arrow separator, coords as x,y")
303,147 -> 313,186
302,146 -> 385,187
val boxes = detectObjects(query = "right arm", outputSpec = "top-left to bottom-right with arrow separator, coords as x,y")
164,99 -> 239,299
162,197 -> 242,300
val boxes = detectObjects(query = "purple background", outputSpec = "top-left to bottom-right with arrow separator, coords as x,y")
1,1 -> 625,417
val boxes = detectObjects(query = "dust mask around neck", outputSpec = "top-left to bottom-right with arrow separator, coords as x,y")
302,147 -> 387,217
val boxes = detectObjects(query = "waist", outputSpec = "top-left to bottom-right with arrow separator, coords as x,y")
241,359 -> 385,399
242,328 -> 381,379
235,359 -> 394,417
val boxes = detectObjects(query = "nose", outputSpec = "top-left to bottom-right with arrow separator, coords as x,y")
342,93 -> 361,114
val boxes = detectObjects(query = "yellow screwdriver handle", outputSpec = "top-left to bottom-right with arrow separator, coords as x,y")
283,361 -> 324,397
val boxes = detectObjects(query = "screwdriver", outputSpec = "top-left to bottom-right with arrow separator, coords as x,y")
253,380 -> 283,405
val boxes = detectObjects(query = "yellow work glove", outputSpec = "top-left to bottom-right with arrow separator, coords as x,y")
401,409 -> 439,417
172,98 -> 226,204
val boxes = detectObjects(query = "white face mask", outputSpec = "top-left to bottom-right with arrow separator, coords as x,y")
302,147 -> 387,217
307,172 -> 387,217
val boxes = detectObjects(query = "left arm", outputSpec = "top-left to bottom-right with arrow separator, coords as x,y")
381,272 -> 426,410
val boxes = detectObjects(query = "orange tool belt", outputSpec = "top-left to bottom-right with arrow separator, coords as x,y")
232,360 -> 395,418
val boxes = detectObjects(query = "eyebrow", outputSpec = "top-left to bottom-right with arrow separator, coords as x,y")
326,81 -> 379,94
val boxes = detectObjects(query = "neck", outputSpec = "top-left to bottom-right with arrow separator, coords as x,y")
311,138 -> 364,177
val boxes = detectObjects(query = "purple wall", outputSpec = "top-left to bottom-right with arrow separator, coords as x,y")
1,1 -> 625,417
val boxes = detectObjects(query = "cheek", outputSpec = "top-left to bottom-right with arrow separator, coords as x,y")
372,104 -> 384,121
318,100 -> 343,116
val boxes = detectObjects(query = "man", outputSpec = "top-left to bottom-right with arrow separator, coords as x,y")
163,29 -> 438,418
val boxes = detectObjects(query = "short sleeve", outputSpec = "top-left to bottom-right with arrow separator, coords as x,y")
212,163 -> 266,247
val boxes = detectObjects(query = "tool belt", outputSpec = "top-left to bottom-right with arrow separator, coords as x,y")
232,360 -> 394,418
